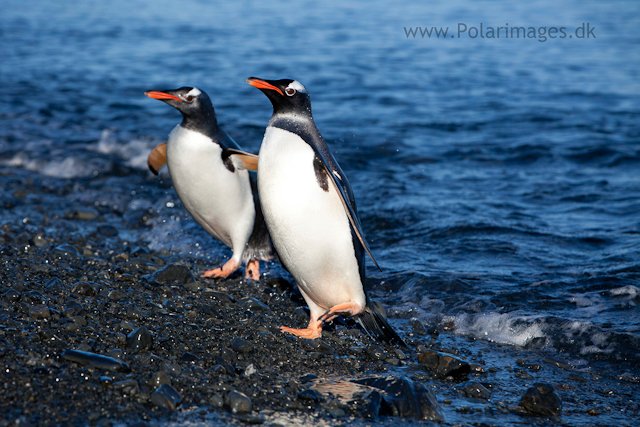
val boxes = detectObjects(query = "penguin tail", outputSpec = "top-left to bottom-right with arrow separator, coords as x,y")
356,299 -> 407,347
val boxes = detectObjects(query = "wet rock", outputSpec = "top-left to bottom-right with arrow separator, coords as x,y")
243,364 -> 257,377
298,389 -> 321,402
418,351 -> 471,379
365,345 -> 386,360
302,339 -> 333,356
162,363 -> 183,376
237,297 -> 270,312
54,244 -> 81,257
72,208 -> 99,220
72,282 -> 98,297
515,369 -> 534,380
150,383 -> 182,410
470,364 -> 486,374
352,377 -> 444,421
29,304 -> 51,320
226,390 -> 252,414
299,374 -> 319,384
119,321 -> 135,332
409,318 -> 427,336
71,316 -> 87,326
126,303 -> 143,319
359,390 -> 383,419
108,290 -> 126,301
516,359 -> 542,371
237,414 -> 264,424
61,349 -> 131,373
567,373 -> 588,383
4,289 -> 21,303
203,290 -> 235,303
180,352 -> 198,363
209,394 -> 224,408
200,304 -> 218,317
162,299 -> 178,312
543,357 -> 573,370
97,225 -> 118,237
26,290 -> 45,303
519,383 -> 562,416
455,381 -> 491,400
44,277 -> 62,289
38,330 -> 66,346
63,300 -> 85,317
293,306 -> 310,322
394,349 -> 408,360
325,406 -> 346,417
112,379 -> 140,395
183,281 -> 204,292
109,349 -> 124,359
32,235 -> 47,247
144,263 -> 194,285
126,326 -> 152,351
231,338 -> 254,354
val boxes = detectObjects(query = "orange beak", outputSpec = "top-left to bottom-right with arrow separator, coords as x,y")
246,78 -> 283,96
145,91 -> 182,102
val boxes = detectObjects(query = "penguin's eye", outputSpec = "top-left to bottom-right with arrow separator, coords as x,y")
285,88 -> 296,96
185,95 -> 195,102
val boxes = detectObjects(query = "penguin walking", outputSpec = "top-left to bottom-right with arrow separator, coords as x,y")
145,87 -> 272,280
246,77 -> 404,345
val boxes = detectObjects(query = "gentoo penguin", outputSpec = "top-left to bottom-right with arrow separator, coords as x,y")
145,87 -> 272,280
246,77 -> 405,345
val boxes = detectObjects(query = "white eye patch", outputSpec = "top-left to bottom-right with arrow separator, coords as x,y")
186,87 -> 202,97
286,81 -> 307,94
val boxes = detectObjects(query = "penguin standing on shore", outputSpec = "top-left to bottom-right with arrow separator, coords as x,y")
246,77 -> 404,345
145,87 -> 272,280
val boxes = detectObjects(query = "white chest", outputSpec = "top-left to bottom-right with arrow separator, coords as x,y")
257,126 -> 364,310
165,126 -> 255,249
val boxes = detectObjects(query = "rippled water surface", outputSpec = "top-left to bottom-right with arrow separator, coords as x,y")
1,0 -> 639,425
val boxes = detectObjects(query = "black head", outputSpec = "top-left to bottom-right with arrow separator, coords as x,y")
145,87 -> 219,133
247,78 -> 312,119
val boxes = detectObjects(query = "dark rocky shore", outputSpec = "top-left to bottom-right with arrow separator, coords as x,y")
1,168 -> 637,427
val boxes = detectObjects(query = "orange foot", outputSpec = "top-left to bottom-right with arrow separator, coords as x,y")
281,317 -> 323,339
318,301 -> 364,323
245,259 -> 260,281
202,258 -> 240,279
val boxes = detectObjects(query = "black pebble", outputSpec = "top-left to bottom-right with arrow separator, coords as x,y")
237,297 -> 270,312
455,381 -> 491,400
97,225 -> 118,237
352,377 -> 444,421
225,390 -> 252,414
61,349 -> 131,373
145,263 -> 194,285
298,389 -> 321,402
231,338 -> 254,354
150,384 -> 182,411
126,326 -> 153,351
4,289 -> 21,303
418,350 -> 471,379
519,383 -> 562,416
180,352 -> 199,363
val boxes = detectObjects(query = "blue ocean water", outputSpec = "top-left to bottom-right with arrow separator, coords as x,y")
1,0 -> 639,425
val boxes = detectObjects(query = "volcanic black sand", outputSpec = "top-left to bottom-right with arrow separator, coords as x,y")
1,168 -> 638,427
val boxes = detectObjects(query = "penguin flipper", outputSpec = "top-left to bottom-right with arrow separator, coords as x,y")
222,148 -> 258,172
322,161 -> 382,271
357,299 -> 407,347
147,142 -> 167,175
